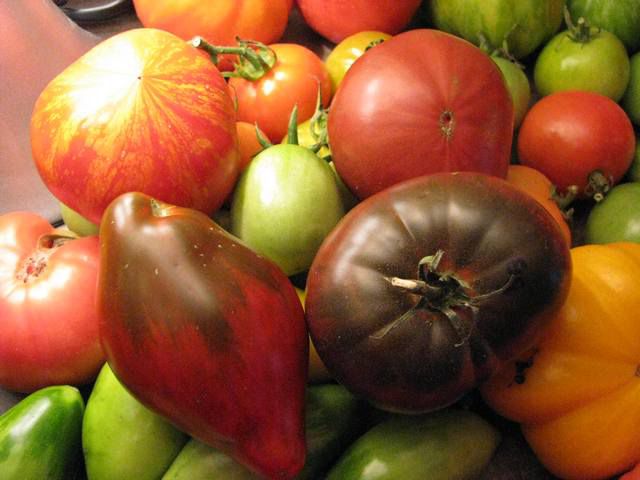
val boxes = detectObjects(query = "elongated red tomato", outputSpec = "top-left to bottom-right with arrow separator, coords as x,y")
31,28 -> 239,225
328,29 -> 514,200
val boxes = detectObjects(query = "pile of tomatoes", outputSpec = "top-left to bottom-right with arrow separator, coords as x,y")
2,1 -> 640,479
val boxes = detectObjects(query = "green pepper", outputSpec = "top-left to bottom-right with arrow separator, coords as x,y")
326,408 -> 501,480
162,383 -> 368,479
83,363 -> 188,480
0,385 -> 84,479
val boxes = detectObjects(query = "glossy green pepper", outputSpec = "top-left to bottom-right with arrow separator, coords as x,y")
326,408 -> 500,480
83,363 -> 189,480
0,385 -> 84,479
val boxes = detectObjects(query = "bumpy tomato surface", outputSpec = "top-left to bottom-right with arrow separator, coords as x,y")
31,28 -> 239,225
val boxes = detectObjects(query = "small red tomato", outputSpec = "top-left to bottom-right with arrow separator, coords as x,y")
517,90 -> 636,199
229,43 -> 331,142
0,211 -> 103,392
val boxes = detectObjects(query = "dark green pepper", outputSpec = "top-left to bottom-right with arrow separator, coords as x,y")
0,385 -> 84,479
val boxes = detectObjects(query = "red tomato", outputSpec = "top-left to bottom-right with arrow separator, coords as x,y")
229,43 -> 331,142
328,29 -> 514,200
30,28 -> 239,225
296,0 -> 422,44
0,212 -> 103,393
133,0 -> 291,46
517,90 -> 636,199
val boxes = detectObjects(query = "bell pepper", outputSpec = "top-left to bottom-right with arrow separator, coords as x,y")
83,363 -> 189,480
0,385 -> 84,479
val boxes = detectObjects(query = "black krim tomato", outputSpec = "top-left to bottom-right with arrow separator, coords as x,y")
305,172 -> 572,414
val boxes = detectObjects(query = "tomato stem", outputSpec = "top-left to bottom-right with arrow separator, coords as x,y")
15,234 -> 73,283
585,170 -> 612,203
189,36 -> 277,81
564,6 -> 597,43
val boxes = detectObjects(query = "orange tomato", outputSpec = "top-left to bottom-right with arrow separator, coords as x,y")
235,121 -> 264,171
481,243 -> 640,480
506,164 -> 571,246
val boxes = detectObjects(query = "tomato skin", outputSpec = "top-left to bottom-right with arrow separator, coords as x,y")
306,172 -> 571,414
132,0 -> 290,46
235,121 -> 263,172
0,212 -> 103,393
328,29 -> 513,200
481,243 -> 640,480
428,0 -> 565,59
585,182 -> 640,244
517,90 -> 636,197
491,56 -> 532,129
534,27 -> 630,102
295,0 -> 422,44
230,43 -> 331,143
623,52 -> 640,126
30,28 -> 239,225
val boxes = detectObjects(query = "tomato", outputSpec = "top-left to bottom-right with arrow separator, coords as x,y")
506,165 -> 572,247
31,28 -> 239,225
568,0 -> 640,53
324,31 -> 392,95
623,52 -> 640,126
132,0 -> 291,46
625,136 -> 640,181
235,121 -> 264,172
491,56 -> 532,129
295,0 -> 422,44
533,19 -> 630,101
305,172 -> 571,413
585,182 -> 640,244
229,43 -> 331,143
0,212 -> 103,393
517,90 -> 636,199
481,243 -> 640,480
428,0 -> 565,59
98,192 -> 308,479
328,29 -> 514,200
230,143 -> 345,276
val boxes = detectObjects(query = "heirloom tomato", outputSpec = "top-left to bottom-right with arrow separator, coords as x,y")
132,0 -> 291,47
428,0 -> 565,59
31,28 -> 239,225
0,212 -> 103,393
482,243 -> 640,480
305,172 -> 571,414
295,0 -> 421,44
517,90 -> 636,199
98,192 -> 308,479
328,29 -> 514,200
533,19 -> 630,101
568,0 -> 640,53
229,43 -> 331,142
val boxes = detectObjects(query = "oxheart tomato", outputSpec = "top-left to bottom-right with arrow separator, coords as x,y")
481,243 -> 640,480
428,0 -> 565,59
328,29 -> 514,200
98,192 -> 308,479
133,0 -> 291,47
0,212 -> 103,393
305,172 -> 571,414
517,90 -> 636,199
31,28 -> 239,225
295,0 -> 422,44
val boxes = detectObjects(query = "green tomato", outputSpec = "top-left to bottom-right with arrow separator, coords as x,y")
491,56 -> 532,129
622,52 -> 640,126
230,144 -> 345,276
326,408 -> 500,480
83,363 -> 188,480
534,25 -> 630,101
625,137 -> 640,182
428,0 -> 565,59
60,201 -> 99,236
568,0 -> 640,53
585,182 -> 640,244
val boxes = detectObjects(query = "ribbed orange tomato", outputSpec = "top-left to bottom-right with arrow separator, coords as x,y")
481,243 -> 640,480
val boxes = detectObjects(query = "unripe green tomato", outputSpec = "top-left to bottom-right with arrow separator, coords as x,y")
492,56 -> 531,129
625,138 -> 640,182
60,201 -> 99,236
534,27 -> 630,101
585,182 -> 640,244
622,52 -> 640,126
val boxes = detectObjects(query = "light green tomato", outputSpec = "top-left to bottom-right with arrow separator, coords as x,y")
428,0 -> 565,59
622,52 -> 640,126
60,201 -> 99,236
534,27 -> 630,101
231,144 -> 345,276
491,56 -> 532,129
82,363 -> 188,480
